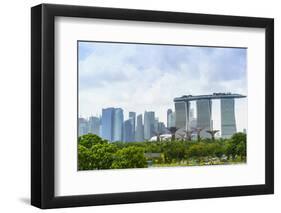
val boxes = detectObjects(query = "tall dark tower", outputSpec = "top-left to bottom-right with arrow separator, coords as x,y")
129,112 -> 136,141
167,109 -> 172,127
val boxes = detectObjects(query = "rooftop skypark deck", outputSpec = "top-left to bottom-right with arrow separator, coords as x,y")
174,93 -> 246,102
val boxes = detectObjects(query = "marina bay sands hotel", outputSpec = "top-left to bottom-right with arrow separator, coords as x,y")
174,93 -> 246,138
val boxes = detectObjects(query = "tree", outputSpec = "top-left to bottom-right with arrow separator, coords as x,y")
78,134 -> 116,170
212,143 -> 225,159
89,143 -> 117,169
111,146 -> 147,169
153,131 -> 163,142
168,127 -> 179,141
226,133 -> 246,160
206,130 -> 220,141
78,144 -> 93,170
162,141 -> 186,163
78,134 -> 107,149
186,143 -> 208,159
232,133 -> 246,160
78,142 -> 117,170
192,128 -> 203,141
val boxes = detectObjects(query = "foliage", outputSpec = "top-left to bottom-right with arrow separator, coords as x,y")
111,146 -> 147,169
78,134 -> 107,148
78,132 -> 247,170
225,132 -> 246,160
78,144 -> 93,170
89,143 -> 117,169
78,134 -> 147,170
162,141 -> 187,163
78,143 -> 116,170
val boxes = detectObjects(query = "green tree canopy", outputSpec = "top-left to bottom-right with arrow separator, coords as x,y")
78,144 -> 93,170
226,132 -> 246,160
78,134 -> 108,149
111,146 -> 147,169
78,133 -> 247,170
89,143 -> 117,169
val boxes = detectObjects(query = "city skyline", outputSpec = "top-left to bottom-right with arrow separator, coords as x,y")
79,107 -> 169,142
79,41 -> 247,132
79,92 -> 246,142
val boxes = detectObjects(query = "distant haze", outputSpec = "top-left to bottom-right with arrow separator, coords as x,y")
79,41 -> 247,132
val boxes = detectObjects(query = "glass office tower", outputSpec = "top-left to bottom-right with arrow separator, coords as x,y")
175,101 -> 189,130
123,119 -> 133,142
196,99 -> 212,138
221,98 -> 237,138
88,116 -> 100,136
78,117 -> 88,136
113,108 -> 124,141
129,112 -> 136,141
144,111 -> 155,140
101,108 -> 115,141
135,114 -> 144,142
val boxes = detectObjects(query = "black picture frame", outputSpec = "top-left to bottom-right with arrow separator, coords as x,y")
31,3 -> 274,209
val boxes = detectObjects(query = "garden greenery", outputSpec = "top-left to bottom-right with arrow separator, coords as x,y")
78,133 -> 246,170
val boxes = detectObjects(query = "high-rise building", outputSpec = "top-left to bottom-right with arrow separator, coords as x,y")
167,111 -> 176,128
221,98 -> 237,138
189,108 -> 197,129
123,119 -> 133,142
175,101 -> 189,130
88,116 -> 100,136
154,117 -> 159,133
158,122 -> 165,134
135,114 -> 144,142
189,108 -> 195,120
129,112 -> 136,141
196,99 -> 212,138
171,112 -> 176,127
113,108 -> 124,141
101,108 -> 115,141
144,111 -> 155,140
174,93 -> 246,139
167,109 -> 172,128
78,117 -> 88,136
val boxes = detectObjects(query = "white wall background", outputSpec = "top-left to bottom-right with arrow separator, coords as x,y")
0,0 -> 279,212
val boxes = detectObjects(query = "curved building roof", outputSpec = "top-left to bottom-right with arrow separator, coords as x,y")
174,93 -> 246,102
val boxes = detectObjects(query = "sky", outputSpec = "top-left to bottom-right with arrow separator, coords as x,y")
78,41 -> 247,132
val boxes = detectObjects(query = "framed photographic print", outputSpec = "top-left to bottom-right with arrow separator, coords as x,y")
31,3 -> 274,209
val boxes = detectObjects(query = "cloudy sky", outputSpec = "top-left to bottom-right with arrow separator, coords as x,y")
78,41 -> 247,132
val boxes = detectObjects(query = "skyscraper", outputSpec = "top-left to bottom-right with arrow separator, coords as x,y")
101,108 -> 114,141
154,117 -> 159,133
123,119 -> 133,142
88,116 -> 100,136
189,108 -> 195,120
78,117 -> 88,136
135,114 -> 144,142
189,108 -> 197,129
175,101 -> 189,130
129,112 -> 136,141
167,111 -> 176,128
196,99 -> 212,138
167,109 -> 172,128
144,111 -> 155,140
113,108 -> 124,141
221,98 -> 237,138
171,112 -> 176,127
158,122 -> 165,134
174,93 -> 246,139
